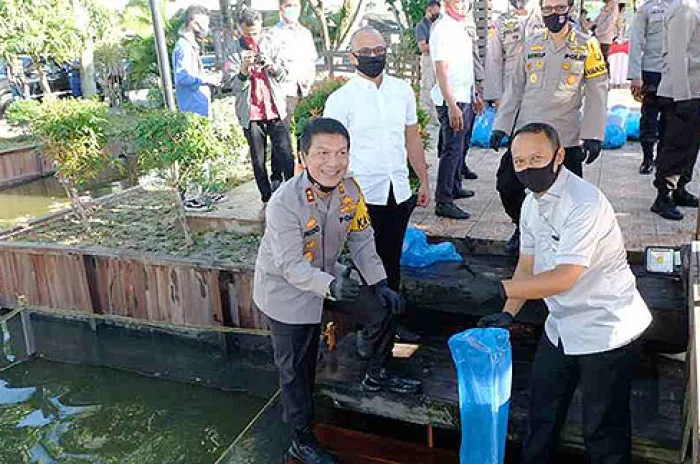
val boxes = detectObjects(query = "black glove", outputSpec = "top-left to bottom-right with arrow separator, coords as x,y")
489,130 -> 507,151
375,280 -> 405,316
582,139 -> 602,164
478,312 -> 514,328
677,100 -> 700,120
328,270 -> 361,301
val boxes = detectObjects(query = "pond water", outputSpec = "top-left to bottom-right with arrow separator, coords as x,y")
0,358 -> 267,463
0,177 -> 128,230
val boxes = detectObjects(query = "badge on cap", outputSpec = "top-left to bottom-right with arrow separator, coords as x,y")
529,73 -> 538,84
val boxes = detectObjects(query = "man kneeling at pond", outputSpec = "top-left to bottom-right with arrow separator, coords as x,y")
479,122 -> 652,464
254,117 -> 421,464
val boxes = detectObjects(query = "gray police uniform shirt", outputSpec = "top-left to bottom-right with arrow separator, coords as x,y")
254,172 -> 386,325
657,0 -> 700,101
484,10 -> 544,101
628,0 -> 678,80
494,29 -> 609,147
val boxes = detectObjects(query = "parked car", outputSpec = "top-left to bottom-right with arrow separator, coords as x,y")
21,56 -> 72,99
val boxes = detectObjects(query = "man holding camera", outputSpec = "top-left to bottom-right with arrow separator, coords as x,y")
225,8 -> 294,209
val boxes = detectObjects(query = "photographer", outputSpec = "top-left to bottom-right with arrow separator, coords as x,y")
225,8 -> 294,211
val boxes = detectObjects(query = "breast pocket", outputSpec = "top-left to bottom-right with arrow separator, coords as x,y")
525,63 -> 544,89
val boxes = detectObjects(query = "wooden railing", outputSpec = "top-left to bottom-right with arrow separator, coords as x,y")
0,145 -> 52,189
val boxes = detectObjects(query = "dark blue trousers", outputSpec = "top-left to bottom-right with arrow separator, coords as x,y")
435,103 -> 475,203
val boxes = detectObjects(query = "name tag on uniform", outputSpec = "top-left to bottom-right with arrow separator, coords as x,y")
528,52 -> 546,59
564,53 -> 585,61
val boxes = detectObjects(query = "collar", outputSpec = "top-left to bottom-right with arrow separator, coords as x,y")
180,32 -> 200,51
534,167 -> 570,203
276,20 -> 301,29
300,171 -> 345,205
351,73 -> 387,90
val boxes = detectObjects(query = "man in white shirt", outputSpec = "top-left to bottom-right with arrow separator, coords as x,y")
324,27 -> 430,307
479,123 -> 652,464
431,0 -> 478,219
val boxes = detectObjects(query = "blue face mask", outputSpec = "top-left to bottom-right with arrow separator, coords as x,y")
283,6 -> 301,22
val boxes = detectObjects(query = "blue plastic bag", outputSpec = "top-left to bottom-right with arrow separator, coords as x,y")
471,107 -> 509,148
603,106 -> 630,149
400,227 -> 463,268
625,109 -> 641,140
448,328 -> 512,464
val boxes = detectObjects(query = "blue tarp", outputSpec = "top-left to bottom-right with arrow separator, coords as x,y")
400,227 -> 463,268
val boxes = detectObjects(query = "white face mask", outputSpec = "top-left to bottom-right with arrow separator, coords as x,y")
283,6 -> 301,22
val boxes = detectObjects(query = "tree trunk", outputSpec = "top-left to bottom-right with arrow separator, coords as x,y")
57,174 -> 89,228
335,0 -> 368,50
32,56 -> 53,98
80,37 -> 97,98
308,0 -> 332,52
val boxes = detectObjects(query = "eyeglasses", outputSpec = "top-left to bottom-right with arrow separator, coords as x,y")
541,5 -> 570,14
352,46 -> 387,57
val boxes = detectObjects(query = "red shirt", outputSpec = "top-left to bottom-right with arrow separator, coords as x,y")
243,37 -> 279,122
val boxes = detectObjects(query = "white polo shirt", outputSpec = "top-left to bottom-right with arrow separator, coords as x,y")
429,14 -> 475,106
323,74 -> 418,206
520,168 -> 652,356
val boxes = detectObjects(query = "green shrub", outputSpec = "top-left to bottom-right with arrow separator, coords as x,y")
293,77 -> 348,138
5,99 -> 41,128
29,98 -> 117,224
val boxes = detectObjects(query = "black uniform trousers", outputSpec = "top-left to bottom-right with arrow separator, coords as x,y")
496,146 -> 584,225
366,186 -> 417,292
600,43 -> 611,75
266,290 -> 398,433
435,103 -> 475,203
639,71 -> 662,147
654,97 -> 700,193
521,335 -> 642,464
243,118 -> 294,203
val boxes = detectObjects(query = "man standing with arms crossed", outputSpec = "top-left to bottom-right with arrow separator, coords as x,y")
490,0 -> 608,253
628,0 -> 677,174
649,0 -> 700,220
431,0 -> 479,219
324,28 -> 430,341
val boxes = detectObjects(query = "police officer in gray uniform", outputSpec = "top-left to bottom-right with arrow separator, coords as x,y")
490,0 -> 608,253
650,0 -> 700,220
628,0 -> 679,174
484,0 -> 543,104
254,118 -> 421,464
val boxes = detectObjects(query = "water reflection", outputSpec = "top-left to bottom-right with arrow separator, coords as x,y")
0,359 -> 267,463
0,177 -> 128,230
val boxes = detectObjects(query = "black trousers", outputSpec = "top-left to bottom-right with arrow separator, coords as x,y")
266,292 -> 398,433
496,146 -> 584,225
243,118 -> 294,203
654,97 -> 700,193
435,103 -> 475,203
600,43 -> 611,74
366,187 -> 417,292
639,71 -> 662,147
521,335 -> 641,464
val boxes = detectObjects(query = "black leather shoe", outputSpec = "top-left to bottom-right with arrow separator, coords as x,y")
362,367 -> 422,394
639,159 -> 653,175
454,188 -> 475,199
395,325 -> 421,343
435,202 -> 471,219
673,188 -> 699,208
462,165 -> 479,180
505,229 -> 520,255
287,433 -> 339,464
651,194 -> 683,220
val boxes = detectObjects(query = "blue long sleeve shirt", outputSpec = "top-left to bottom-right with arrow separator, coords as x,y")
172,35 -> 210,117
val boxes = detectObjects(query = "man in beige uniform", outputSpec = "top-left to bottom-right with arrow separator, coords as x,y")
650,0 -> 700,220
490,0 -> 608,253
255,118 -> 420,464
484,0 -> 544,104
593,0 -> 619,69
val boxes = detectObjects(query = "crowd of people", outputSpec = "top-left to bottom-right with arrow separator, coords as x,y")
167,1 -> 699,463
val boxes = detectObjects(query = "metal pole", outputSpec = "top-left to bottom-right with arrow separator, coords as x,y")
149,0 -> 176,110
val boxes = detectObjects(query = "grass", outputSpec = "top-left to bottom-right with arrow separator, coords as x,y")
9,186 -> 261,268
0,134 -> 36,152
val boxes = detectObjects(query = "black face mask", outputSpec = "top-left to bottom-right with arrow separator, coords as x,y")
306,170 -> 336,193
543,12 -> 569,33
515,153 -> 561,193
353,54 -> 386,78
430,13 -> 440,21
